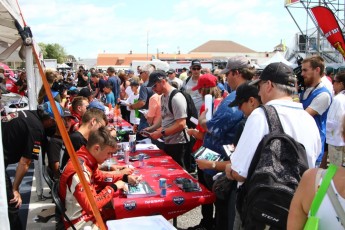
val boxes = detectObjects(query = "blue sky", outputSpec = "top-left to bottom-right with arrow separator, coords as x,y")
18,0 -> 307,59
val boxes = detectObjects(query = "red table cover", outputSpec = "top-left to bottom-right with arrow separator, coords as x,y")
112,150 -> 215,220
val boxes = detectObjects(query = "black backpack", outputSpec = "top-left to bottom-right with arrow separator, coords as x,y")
236,105 -> 309,230
168,89 -> 198,129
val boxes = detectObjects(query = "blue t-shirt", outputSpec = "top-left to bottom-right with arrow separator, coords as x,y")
204,91 -> 244,158
108,76 -> 121,104
105,91 -> 115,108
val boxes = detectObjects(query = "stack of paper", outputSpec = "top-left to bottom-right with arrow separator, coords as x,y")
107,215 -> 176,230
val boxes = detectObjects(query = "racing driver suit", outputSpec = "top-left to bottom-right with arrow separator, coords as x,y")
59,146 -> 128,229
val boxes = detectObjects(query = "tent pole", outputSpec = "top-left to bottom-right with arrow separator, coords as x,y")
25,45 -> 44,198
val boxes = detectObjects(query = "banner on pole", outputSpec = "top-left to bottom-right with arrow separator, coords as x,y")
311,6 -> 345,59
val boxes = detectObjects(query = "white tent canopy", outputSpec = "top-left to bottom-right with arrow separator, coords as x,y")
0,1 -> 24,229
57,63 -> 71,69
260,52 -> 294,68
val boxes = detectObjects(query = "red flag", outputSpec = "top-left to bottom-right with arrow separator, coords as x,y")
311,6 -> 345,59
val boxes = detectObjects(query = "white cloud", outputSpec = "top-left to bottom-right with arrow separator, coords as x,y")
18,0 -> 305,58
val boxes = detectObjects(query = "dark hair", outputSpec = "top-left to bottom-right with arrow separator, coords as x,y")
104,83 -> 112,89
335,71 -> 345,86
71,96 -> 88,111
87,126 -> 117,150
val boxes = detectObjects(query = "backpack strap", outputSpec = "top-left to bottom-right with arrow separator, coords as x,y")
260,105 -> 284,134
309,164 -> 338,217
326,165 -> 345,226
168,89 -> 178,115
185,76 -> 192,84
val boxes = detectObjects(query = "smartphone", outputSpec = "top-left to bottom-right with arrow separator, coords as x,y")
140,130 -> 151,137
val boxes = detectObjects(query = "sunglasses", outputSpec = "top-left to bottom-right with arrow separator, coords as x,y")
152,81 -> 161,88
192,67 -> 201,71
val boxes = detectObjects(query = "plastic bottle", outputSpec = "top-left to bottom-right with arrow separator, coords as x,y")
124,145 -> 130,165
129,132 -> 136,153
114,104 -> 122,128
108,104 -> 114,123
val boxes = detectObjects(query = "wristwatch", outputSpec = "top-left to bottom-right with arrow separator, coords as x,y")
161,129 -> 166,136
212,161 -> 216,169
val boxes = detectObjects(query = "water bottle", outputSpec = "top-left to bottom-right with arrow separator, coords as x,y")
129,133 -> 136,153
124,146 -> 130,165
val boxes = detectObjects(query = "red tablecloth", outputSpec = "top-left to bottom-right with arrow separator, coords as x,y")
112,150 -> 215,220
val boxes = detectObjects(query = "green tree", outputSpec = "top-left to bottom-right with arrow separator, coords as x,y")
38,42 -> 67,64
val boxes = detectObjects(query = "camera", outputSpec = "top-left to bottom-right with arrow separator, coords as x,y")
293,55 -> 305,93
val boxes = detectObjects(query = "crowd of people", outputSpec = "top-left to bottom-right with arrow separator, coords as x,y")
2,55 -> 345,230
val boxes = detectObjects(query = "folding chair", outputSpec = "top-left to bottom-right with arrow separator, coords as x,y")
42,166 -> 54,190
51,181 -> 76,230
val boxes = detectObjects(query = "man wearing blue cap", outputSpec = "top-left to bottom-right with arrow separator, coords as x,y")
2,101 -> 62,230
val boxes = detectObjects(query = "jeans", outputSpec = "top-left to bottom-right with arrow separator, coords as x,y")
6,171 -> 23,230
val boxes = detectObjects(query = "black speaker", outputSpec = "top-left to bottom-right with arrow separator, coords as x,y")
299,35 -> 307,44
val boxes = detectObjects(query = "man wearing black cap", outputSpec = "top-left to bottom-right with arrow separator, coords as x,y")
2,102 -> 61,229
78,87 -> 93,102
229,82 -> 261,146
145,70 -> 190,170
167,68 -> 183,90
226,62 -> 321,229
182,59 -> 203,113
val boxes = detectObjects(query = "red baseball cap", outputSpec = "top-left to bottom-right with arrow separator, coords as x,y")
192,73 -> 217,91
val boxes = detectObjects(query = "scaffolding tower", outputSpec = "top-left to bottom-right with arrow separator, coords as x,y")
285,0 -> 345,64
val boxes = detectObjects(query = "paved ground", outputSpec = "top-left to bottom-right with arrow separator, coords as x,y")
10,162 -> 204,230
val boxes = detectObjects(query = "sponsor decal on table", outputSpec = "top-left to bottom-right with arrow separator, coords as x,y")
124,200 -> 137,211
173,196 -> 185,205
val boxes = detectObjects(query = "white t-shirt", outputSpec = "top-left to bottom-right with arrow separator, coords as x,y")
316,180 -> 345,230
321,75 -> 334,96
326,91 -> 345,146
126,93 -> 140,125
231,100 -> 321,181
183,77 -> 203,113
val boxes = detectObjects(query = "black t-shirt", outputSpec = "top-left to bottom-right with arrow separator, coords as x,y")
2,110 -> 45,166
77,73 -> 89,87
47,135 -> 63,164
59,131 -> 87,172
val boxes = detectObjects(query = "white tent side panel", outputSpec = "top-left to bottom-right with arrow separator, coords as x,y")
0,1 -> 25,229
0,122 -> 10,230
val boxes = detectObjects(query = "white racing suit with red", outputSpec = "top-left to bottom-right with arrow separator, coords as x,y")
59,146 -> 128,229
